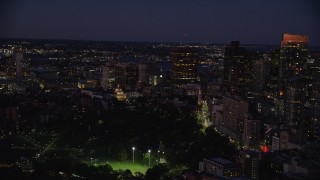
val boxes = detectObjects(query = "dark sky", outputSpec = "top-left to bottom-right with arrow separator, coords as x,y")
1,0 -> 319,45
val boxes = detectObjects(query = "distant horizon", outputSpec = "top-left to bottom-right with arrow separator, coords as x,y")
1,1 -> 319,46
2,36 -> 316,47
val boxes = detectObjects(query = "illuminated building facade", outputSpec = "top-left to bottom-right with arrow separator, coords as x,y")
279,33 -> 309,95
171,47 -> 198,86
277,34 -> 311,130
114,85 -> 127,101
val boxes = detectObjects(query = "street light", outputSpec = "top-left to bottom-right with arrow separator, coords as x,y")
132,147 -> 135,163
148,149 -> 151,167
90,157 -> 93,166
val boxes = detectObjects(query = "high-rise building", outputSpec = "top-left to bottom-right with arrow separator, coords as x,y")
239,150 -> 260,180
125,63 -> 139,90
279,33 -> 309,96
138,63 -> 147,84
101,62 -> 116,89
270,34 -> 310,129
283,78 -> 308,128
307,55 -> 320,139
223,41 -> 249,95
171,47 -> 198,86
312,75 -> 320,138
277,34 -> 311,128
221,96 -> 248,140
6,51 -> 29,83
253,58 -> 271,92
242,113 -> 261,149
101,62 -> 143,91
267,49 -> 280,96
138,62 -> 161,87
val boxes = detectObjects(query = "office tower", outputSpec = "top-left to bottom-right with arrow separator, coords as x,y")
279,34 -> 310,128
114,63 -> 127,89
171,47 -> 198,86
101,62 -> 139,91
15,51 -> 24,80
223,41 -> 249,95
267,49 -> 280,96
15,51 -> 30,83
307,56 -> 320,139
239,150 -> 260,180
312,75 -> 320,138
253,58 -> 270,92
283,78 -> 307,128
137,62 -> 162,87
125,63 -> 139,90
101,63 -> 116,89
242,113 -> 261,149
279,33 -> 309,95
6,51 -> 29,82
138,63 -> 147,84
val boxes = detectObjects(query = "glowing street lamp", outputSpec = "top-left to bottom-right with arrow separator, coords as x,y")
132,147 -> 135,163
148,149 -> 151,167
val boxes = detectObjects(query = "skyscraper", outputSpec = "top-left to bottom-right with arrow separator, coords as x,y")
101,62 -> 141,91
276,34 -> 310,128
253,58 -> 270,92
6,51 -> 29,83
223,41 -> 249,95
101,62 -> 116,89
171,47 -> 198,86
267,49 -> 280,96
283,78 -> 307,128
279,33 -> 309,96
312,75 -> 320,138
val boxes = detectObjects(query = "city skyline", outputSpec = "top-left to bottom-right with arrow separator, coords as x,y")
1,0 -> 319,45
0,32 -> 320,179
1,0 -> 320,179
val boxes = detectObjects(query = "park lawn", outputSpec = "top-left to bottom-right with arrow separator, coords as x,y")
91,160 -> 149,174
108,161 -> 149,174
82,155 -> 150,174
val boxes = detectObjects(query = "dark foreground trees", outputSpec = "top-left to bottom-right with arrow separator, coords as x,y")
1,93 -> 236,179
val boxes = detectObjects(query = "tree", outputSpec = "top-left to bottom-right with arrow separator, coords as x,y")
145,164 -> 169,180
122,169 -> 133,179
134,171 -> 145,178
118,148 -> 128,161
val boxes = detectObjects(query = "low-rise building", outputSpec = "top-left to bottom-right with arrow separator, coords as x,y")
199,158 -> 240,178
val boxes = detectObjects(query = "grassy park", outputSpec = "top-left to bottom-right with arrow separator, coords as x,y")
84,157 -> 150,174
108,161 -> 149,174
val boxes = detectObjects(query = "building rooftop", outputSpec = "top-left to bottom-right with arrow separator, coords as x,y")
281,33 -> 309,46
210,158 -> 234,166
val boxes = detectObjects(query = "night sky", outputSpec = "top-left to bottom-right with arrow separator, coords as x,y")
1,0 -> 319,45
